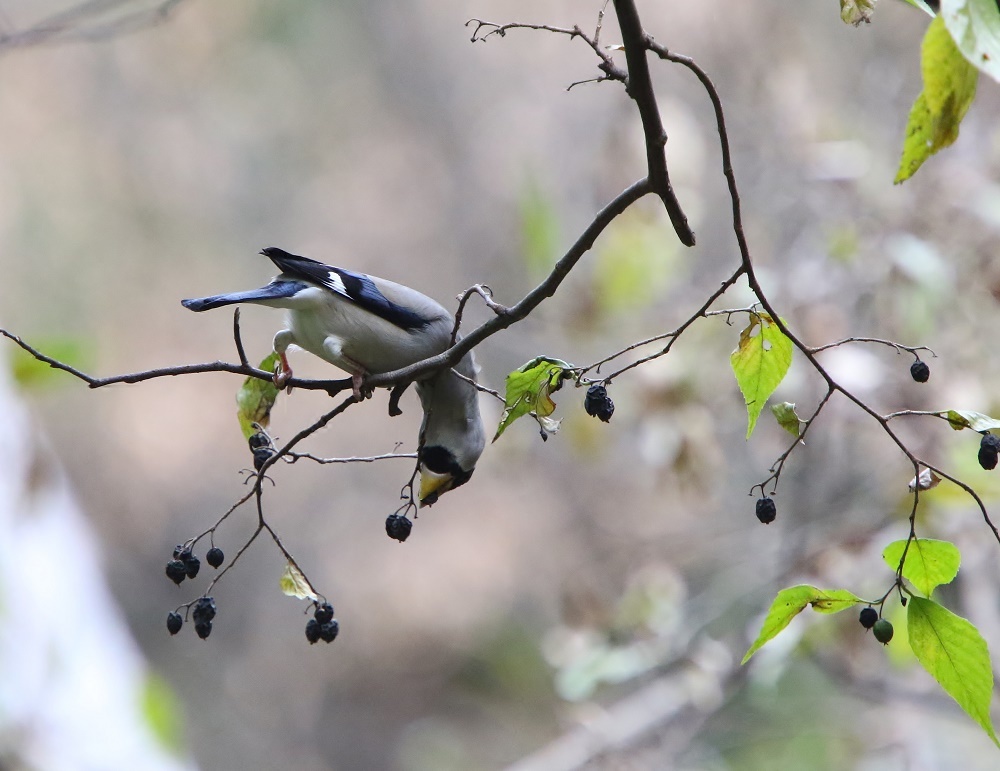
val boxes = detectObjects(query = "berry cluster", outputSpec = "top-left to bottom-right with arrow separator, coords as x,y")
386,513 -> 413,542
165,545 -> 201,585
305,602 -> 339,644
859,606 -> 893,644
978,433 -> 1000,471
166,596 -> 218,639
165,544 -> 225,585
584,384 -> 615,423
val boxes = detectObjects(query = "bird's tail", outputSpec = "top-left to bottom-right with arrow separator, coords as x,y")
181,281 -> 307,312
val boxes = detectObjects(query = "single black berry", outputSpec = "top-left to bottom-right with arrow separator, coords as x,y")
584,384 -> 615,423
184,554 -> 201,580
253,446 -> 275,471
872,618 -> 894,645
194,620 -> 213,640
192,596 -> 217,625
386,514 -> 413,542
248,432 -> 270,450
319,620 -> 340,643
859,607 -> 878,629
165,560 -> 187,585
314,602 -> 334,625
979,433 -> 1000,471
305,618 -> 321,644
900,596 -> 907,607
910,360 -> 930,383
166,612 -> 183,635
755,497 -> 777,524
206,547 -> 225,569
172,544 -> 186,559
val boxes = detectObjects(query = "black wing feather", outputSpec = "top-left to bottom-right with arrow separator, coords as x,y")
261,247 -> 431,331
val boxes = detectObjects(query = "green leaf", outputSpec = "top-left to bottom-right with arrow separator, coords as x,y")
945,409 -> 1000,432
771,401 -> 804,438
140,673 -> 184,752
742,585 -> 862,664
236,353 -> 280,439
940,0 -> 1000,81
279,561 -> 318,601
896,15 -> 979,183
494,356 -> 573,442
840,0 -> 877,26
883,538 -> 961,596
10,336 -> 91,390
908,597 -> 999,746
730,313 -> 793,439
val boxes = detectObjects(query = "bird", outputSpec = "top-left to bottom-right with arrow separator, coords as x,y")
181,247 -> 485,504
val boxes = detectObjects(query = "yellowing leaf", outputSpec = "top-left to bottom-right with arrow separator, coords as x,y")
908,597 -> 999,746
279,561 -> 318,601
743,585 -> 862,664
896,16 -> 979,183
883,538 -> 961,596
945,409 -> 1000,432
237,353 -> 280,439
494,357 -> 573,442
771,401 -> 804,438
730,314 -> 793,439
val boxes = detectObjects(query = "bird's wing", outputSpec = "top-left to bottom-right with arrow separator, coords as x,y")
261,247 -> 440,331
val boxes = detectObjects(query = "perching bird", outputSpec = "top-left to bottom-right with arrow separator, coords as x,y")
181,247 -> 485,504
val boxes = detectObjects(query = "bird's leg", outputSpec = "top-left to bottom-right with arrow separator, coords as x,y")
323,336 -> 371,401
272,329 -> 296,391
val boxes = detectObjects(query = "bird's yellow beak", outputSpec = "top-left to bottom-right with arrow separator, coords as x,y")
418,467 -> 453,507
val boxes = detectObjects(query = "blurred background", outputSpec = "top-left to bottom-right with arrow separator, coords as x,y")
1,0 -> 1000,768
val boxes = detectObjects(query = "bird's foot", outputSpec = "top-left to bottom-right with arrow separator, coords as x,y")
273,353 -> 293,392
351,372 -> 373,402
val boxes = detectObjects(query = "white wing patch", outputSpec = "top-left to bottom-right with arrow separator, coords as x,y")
322,269 -> 349,299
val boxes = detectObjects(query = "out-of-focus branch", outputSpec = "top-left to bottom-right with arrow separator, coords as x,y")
0,0 -> 187,51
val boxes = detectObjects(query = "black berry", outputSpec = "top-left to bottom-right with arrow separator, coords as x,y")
194,620 -> 213,640
755,497 -> 777,524
859,607 -> 878,629
184,554 -> 201,580
172,544 -> 187,559
910,360 -> 930,383
166,612 -> 183,635
192,596 -> 217,625
248,432 -> 270,450
584,384 -> 615,423
319,620 -> 340,643
979,433 -> 1000,470
206,547 -> 225,569
872,618 -> 894,645
386,514 -> 413,542
165,560 -> 187,585
305,618 -> 321,644
314,602 -> 334,625
253,446 -> 275,471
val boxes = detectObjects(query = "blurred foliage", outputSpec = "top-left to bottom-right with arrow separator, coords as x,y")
10,336 -> 89,390
140,672 -> 186,753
